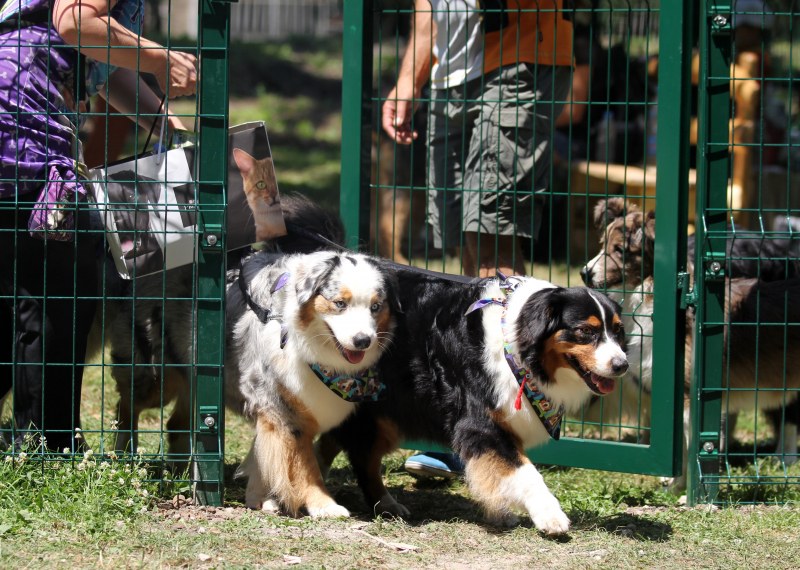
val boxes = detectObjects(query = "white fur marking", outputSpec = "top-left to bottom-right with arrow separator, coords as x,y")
497,463 -> 570,535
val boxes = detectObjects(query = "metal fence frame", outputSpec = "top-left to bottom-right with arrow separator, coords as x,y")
0,0 -> 230,507
193,0 -> 232,506
689,0 -> 800,505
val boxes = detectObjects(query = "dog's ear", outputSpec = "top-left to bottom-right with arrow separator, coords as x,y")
295,254 -> 340,306
593,197 -> 637,231
627,211 -> 646,253
514,288 -> 565,379
381,264 -> 403,315
643,210 -> 656,258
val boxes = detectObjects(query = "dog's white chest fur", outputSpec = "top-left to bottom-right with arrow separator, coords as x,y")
612,279 -> 654,392
286,356 -> 357,431
480,278 -> 559,449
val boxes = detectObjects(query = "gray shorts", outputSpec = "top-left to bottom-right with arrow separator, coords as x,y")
427,63 -> 571,249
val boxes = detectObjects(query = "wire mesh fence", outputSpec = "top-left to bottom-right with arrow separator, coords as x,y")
690,0 -> 800,505
360,0 -> 670,467
0,0 -> 227,503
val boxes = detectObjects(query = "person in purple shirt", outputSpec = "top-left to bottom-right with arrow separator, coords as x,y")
0,0 -> 196,451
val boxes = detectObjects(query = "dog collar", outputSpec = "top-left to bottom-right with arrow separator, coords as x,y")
238,259 -> 291,348
465,273 -> 564,440
309,363 -> 386,402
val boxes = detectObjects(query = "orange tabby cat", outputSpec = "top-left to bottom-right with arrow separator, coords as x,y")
232,148 -> 286,241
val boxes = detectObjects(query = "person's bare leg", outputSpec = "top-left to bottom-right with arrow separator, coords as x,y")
465,232 -> 526,278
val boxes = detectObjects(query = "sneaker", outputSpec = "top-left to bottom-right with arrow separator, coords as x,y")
404,452 -> 465,479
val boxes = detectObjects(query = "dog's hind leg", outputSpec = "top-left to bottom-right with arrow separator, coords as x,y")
337,416 -> 410,518
165,369 -> 191,473
114,388 -> 138,453
112,362 -> 143,453
314,431 -> 343,479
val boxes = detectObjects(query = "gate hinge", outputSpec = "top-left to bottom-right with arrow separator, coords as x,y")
709,6 -> 732,35
698,432 -> 720,461
201,224 -> 223,251
199,406 -> 219,434
678,272 -> 696,309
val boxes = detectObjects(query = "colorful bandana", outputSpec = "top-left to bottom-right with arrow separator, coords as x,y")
309,363 -> 385,403
466,273 -> 565,440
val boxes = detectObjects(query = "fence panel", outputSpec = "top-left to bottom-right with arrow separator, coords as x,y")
341,0 -> 688,477
690,0 -> 800,505
0,0 -> 229,505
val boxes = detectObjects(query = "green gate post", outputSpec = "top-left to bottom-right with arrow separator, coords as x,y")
194,0 -> 232,506
650,0 -> 695,480
341,0 -> 374,249
689,0 -> 733,505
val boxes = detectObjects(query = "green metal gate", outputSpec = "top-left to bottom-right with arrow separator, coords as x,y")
0,0 -> 230,506
341,1 -> 690,480
690,0 -> 800,504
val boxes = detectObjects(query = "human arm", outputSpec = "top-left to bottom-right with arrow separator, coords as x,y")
381,0 -> 434,144
100,68 -> 190,132
51,0 -> 197,98
555,64 -> 589,128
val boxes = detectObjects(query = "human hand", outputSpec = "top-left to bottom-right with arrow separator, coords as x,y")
154,50 -> 198,98
382,86 -> 418,145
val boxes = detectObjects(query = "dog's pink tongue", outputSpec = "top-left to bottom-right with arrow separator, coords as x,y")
344,349 -> 365,364
592,374 -> 616,395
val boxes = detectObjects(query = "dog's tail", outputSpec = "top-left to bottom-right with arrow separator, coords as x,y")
227,193 -> 347,284
267,192 -> 346,254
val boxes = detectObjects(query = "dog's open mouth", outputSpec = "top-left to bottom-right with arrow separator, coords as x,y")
334,338 -> 366,365
567,356 -> 616,395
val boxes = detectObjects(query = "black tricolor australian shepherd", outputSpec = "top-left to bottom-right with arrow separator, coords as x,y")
325,270 -> 628,535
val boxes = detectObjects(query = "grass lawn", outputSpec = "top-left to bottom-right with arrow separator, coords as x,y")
0,442 -> 798,568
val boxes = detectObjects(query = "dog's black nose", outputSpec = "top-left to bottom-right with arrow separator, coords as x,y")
579,266 -> 590,286
352,333 -> 372,350
611,357 -> 628,376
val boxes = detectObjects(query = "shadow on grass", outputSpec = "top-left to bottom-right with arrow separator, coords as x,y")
573,511 -> 674,542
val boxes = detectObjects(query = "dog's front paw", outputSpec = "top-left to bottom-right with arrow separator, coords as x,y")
307,503 -> 350,519
529,500 -> 570,535
374,493 -> 410,518
661,475 -> 687,495
245,496 -> 280,513
259,498 -> 280,513
485,510 -> 522,528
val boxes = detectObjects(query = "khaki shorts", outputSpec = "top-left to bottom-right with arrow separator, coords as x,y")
427,63 -> 571,250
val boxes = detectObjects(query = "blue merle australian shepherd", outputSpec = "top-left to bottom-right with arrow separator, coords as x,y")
109,195 -> 400,518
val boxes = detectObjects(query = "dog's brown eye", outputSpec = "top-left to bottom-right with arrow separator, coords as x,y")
613,322 -> 623,335
576,326 -> 595,340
